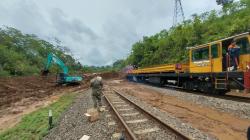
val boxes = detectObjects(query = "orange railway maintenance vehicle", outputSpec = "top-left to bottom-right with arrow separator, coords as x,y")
127,32 -> 250,95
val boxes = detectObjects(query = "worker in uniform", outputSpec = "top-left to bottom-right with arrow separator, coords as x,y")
90,74 -> 103,111
228,41 -> 240,71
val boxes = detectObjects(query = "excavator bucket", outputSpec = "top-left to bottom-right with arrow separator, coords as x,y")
41,69 -> 50,76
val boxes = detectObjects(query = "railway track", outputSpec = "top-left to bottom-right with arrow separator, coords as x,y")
222,94 -> 250,103
160,84 -> 250,104
104,89 -> 191,140
138,82 -> 250,104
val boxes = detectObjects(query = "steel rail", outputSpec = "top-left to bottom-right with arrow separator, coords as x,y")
162,84 -> 250,104
221,94 -> 250,103
142,83 -> 250,104
104,92 -> 138,140
112,88 -> 192,140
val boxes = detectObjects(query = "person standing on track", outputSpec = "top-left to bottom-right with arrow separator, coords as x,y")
90,74 -> 103,111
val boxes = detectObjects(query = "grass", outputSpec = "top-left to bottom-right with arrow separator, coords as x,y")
0,92 -> 77,140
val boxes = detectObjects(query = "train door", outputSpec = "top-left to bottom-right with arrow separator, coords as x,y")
190,46 -> 211,73
211,43 -> 222,72
222,39 -> 234,71
234,36 -> 250,71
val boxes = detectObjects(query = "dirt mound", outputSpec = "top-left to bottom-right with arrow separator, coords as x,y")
83,72 -> 122,81
0,76 -> 75,109
100,72 -> 120,79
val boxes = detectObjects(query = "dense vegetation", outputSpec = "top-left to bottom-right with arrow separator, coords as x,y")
125,0 -> 250,68
0,27 -> 82,76
82,59 -> 126,73
0,27 -> 125,76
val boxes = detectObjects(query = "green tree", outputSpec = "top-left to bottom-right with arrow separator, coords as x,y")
125,0 -> 250,68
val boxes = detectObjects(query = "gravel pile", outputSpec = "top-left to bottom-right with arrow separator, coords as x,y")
143,85 -> 250,119
44,89 -> 117,140
119,92 -> 217,140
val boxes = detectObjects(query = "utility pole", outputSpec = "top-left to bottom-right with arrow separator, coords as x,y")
173,0 -> 185,26
216,0 -> 233,5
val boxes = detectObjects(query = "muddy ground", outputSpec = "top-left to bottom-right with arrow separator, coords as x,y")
0,72 -> 120,110
4,74 -> 247,139
0,75 -> 89,132
0,72 -> 120,132
0,76 -> 71,109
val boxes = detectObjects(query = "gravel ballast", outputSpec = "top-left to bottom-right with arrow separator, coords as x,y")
44,89 -> 118,140
116,90 -> 216,140
106,91 -> 180,140
143,85 -> 250,119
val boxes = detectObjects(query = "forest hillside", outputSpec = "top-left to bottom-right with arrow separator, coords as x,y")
0,27 -> 82,76
126,0 -> 250,68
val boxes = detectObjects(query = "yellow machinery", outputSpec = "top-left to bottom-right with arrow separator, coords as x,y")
189,32 -> 250,73
131,32 -> 250,74
131,64 -> 189,74
127,32 -> 250,94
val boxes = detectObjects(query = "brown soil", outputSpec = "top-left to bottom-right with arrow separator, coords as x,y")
84,72 -> 121,81
0,73 -> 120,133
0,88 -> 89,133
0,75 -> 89,132
0,93 -> 62,132
100,72 -> 120,79
0,75 -> 88,110
0,72 -> 118,113
110,81 -> 250,140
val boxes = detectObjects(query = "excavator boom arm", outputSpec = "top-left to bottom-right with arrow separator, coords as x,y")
44,53 -> 68,74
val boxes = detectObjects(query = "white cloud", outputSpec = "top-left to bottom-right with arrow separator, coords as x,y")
0,0 -> 220,66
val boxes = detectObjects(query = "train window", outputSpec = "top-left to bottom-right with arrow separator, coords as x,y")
192,47 -> 209,61
211,44 -> 219,58
235,37 -> 250,54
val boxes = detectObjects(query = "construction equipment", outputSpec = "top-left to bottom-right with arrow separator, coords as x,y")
42,53 -> 83,84
128,32 -> 250,94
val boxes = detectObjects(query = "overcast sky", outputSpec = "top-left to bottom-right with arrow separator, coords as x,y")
0,0 -> 221,66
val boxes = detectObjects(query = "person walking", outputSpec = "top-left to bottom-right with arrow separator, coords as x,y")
90,74 -> 103,111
